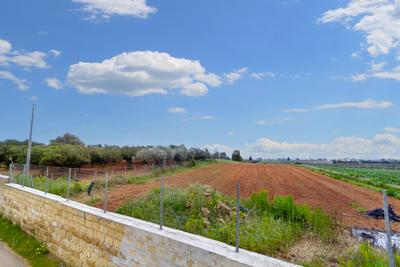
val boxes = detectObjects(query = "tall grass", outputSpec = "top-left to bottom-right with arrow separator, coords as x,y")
338,243 -> 400,267
117,185 -> 335,256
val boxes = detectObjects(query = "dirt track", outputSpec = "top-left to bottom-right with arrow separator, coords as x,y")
104,163 -> 400,231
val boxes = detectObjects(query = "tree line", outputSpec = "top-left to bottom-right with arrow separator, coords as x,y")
0,133 -> 236,168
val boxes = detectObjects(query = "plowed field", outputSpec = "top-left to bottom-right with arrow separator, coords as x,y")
104,163 -> 400,231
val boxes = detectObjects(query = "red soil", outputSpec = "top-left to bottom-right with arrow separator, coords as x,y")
104,163 -> 400,231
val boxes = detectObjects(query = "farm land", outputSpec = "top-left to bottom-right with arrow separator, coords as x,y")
306,165 -> 400,199
8,160 -> 400,266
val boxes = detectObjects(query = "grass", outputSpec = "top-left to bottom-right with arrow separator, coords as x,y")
0,215 -> 64,267
338,243 -> 400,267
304,165 -> 400,199
116,184 -> 400,265
116,184 -> 336,257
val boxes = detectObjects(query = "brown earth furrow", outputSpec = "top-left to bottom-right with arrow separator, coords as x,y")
102,163 -> 400,231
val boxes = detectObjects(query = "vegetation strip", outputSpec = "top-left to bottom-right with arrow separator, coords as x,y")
304,165 -> 400,199
0,215 -> 64,267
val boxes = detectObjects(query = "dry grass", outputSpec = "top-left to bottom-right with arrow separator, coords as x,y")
286,229 -> 359,266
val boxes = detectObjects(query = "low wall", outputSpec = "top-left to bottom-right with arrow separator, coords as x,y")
0,176 -> 297,267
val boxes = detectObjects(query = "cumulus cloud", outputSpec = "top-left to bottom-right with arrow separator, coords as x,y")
319,0 -> 400,57
0,71 -> 28,90
0,38 -> 49,69
320,0 -> 400,81
67,51 -> 221,97
224,67 -> 248,84
285,99 -> 393,112
45,78 -> 63,90
246,133 -> 400,159
227,132 -> 235,136
72,0 -> 157,21
168,107 -> 186,114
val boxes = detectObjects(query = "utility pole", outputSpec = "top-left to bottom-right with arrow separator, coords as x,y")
24,104 -> 35,177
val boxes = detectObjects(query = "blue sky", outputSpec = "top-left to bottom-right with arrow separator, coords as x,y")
1,0 -> 400,159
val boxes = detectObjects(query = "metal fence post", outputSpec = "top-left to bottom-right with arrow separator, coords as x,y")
67,168 -> 71,201
160,176 -> 164,230
30,175 -> 34,188
383,190 -> 395,267
8,163 -> 13,183
45,166 -> 49,178
45,174 -> 49,194
236,180 -> 240,253
74,170 -> 77,181
50,173 -> 53,193
103,172 -> 109,213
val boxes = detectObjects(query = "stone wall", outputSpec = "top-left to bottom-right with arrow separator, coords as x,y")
0,177 -> 297,267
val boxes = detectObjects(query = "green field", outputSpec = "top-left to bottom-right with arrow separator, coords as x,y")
306,165 -> 400,198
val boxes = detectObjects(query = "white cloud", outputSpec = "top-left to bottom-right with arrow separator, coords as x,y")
286,99 -> 393,112
224,67 -> 248,84
204,144 -> 234,155
168,107 -> 186,114
0,39 -> 12,54
250,71 -> 276,79
9,51 -> 48,69
0,38 -> 49,69
384,127 -> 400,133
255,118 -> 292,126
45,78 -> 63,90
227,132 -> 235,136
190,115 -> 216,120
354,66 -> 400,81
67,51 -> 221,97
49,49 -> 61,57
72,0 -> 157,21
320,0 -> 400,82
315,99 -> 393,110
0,71 -> 28,91
283,108 -> 310,113
370,61 -> 385,72
319,0 -> 400,58
246,133 -> 400,159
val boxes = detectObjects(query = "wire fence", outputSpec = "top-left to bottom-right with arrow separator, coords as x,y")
5,162 -> 398,257
6,161 -> 245,253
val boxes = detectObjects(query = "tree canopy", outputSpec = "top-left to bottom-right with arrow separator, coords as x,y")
0,134 -> 228,168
